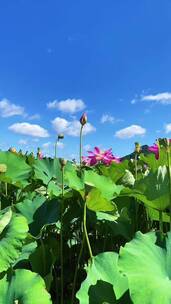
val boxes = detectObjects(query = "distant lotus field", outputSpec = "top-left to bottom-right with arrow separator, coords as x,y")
0,114 -> 171,303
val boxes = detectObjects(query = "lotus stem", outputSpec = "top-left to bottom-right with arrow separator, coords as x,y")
83,201 -> 93,260
166,143 -> 171,230
5,182 -> 7,196
55,138 -> 58,159
71,232 -> 85,304
79,125 -> 83,169
60,165 -> 65,304
159,210 -> 163,234
40,238 -> 46,275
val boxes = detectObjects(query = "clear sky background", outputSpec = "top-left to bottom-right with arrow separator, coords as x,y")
1,0 -> 171,159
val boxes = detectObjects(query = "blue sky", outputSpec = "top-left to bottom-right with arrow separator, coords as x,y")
1,0 -> 171,158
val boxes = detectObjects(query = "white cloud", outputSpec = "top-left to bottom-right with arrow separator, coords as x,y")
18,139 -> 28,145
9,122 -> 49,138
52,117 -> 96,137
28,114 -> 41,120
101,114 -> 123,124
83,144 -> 91,151
165,123 -> 171,134
142,92 -> 171,105
115,125 -> 146,139
0,98 -> 25,117
42,141 -> 64,149
47,98 -> 86,114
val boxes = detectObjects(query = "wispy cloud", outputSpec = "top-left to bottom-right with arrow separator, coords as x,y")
0,98 -> 25,117
165,123 -> 171,134
47,98 -> 86,114
18,139 -> 28,145
142,92 -> 171,104
9,122 -> 49,138
28,114 -> 41,120
51,117 -> 96,137
115,125 -> 146,139
83,144 -> 91,151
132,92 -> 171,105
101,114 -> 123,124
42,141 -> 64,149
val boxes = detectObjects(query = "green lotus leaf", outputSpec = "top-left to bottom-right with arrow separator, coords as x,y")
99,160 -> 129,183
134,165 -> 170,210
76,252 -> 129,303
86,188 -> 117,212
0,207 -> 28,272
0,269 -> 52,303
33,158 -> 72,186
65,166 -> 84,191
15,195 -> 60,237
84,170 -> 123,200
0,151 -> 31,187
118,231 -> 171,304
121,166 -> 171,211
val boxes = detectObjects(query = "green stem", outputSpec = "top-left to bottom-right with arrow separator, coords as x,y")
60,166 -> 64,304
55,138 -> 58,159
5,182 -> 7,196
83,202 -> 93,260
135,153 -> 138,181
71,233 -> 85,304
79,126 -> 83,168
40,238 -> 46,275
159,210 -> 163,234
167,146 -> 171,230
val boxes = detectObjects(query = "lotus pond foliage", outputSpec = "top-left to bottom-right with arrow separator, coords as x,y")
0,114 -> 171,303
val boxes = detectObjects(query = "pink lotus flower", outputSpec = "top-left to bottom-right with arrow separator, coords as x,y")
148,144 -> 159,160
82,147 -> 121,166
37,151 -> 43,160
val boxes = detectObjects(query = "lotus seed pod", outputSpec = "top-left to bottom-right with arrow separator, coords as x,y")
58,133 -> 64,140
9,147 -> 17,154
134,142 -> 141,153
0,164 -> 7,173
59,158 -> 67,167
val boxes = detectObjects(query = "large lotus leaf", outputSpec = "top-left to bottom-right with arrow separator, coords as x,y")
33,158 -> 72,186
134,165 -> 170,210
15,195 -> 60,237
99,160 -> 129,183
147,207 -> 170,223
76,252 -> 129,303
0,269 -> 52,303
141,147 -> 171,171
65,165 -> 84,191
0,207 -> 28,272
120,166 -> 170,211
0,151 -> 31,187
47,180 -> 61,197
86,188 -> 117,212
84,170 -> 123,200
118,231 -> 171,304
14,240 -> 37,266
96,211 -> 118,222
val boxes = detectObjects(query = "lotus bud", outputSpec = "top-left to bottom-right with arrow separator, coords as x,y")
0,164 -> 7,173
59,158 -> 67,168
80,113 -> 87,126
37,147 -> 43,160
58,133 -> 64,140
134,142 -> 141,153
